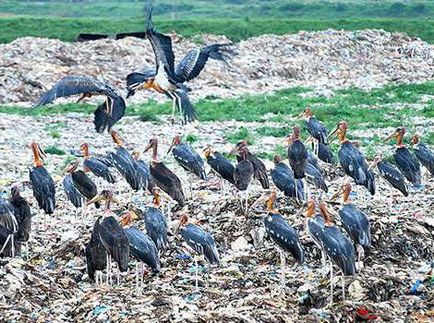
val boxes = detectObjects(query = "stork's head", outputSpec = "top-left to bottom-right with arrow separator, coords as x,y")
11,182 -> 21,197
284,134 -> 294,146
64,160 -> 79,174
293,126 -> 301,140
203,146 -> 214,159
87,189 -> 118,211
80,142 -> 89,157
319,202 -> 333,226
175,212 -> 189,233
384,127 -> 406,146
30,141 -> 46,167
167,135 -> 182,154
369,153 -> 383,170
110,130 -> 124,147
131,151 -> 140,161
328,120 -> 348,143
143,138 -> 158,160
119,210 -> 139,226
152,187 -> 161,206
305,199 -> 316,217
230,140 -> 247,155
266,191 -> 278,213
273,154 -> 283,165
332,180 -> 352,204
411,134 -> 420,146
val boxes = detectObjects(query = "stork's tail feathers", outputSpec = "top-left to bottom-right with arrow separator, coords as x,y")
366,170 -> 375,195
205,43 -> 236,63
93,103 -> 109,133
34,90 -> 55,107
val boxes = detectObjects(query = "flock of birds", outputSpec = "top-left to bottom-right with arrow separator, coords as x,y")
2,9 -> 434,306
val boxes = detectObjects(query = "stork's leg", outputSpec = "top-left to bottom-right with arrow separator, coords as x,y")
172,92 -> 183,119
106,253 -> 110,284
329,260 -> 334,306
321,249 -> 327,276
221,178 -> 226,196
117,264 -> 120,285
341,272 -> 345,301
166,91 -> 177,125
245,188 -> 249,214
108,255 -> 113,286
0,234 -> 11,256
279,249 -> 286,293
135,263 -> 139,294
25,241 -> 29,260
140,263 -> 144,294
194,256 -> 199,290
76,93 -> 91,103
11,235 -> 15,258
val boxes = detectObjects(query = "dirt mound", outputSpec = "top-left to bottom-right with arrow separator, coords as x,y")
1,29 -> 433,105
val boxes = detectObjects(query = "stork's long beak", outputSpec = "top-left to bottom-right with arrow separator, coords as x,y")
296,110 -> 306,119
38,145 -> 47,161
383,131 -> 398,143
143,142 -> 152,153
175,221 -> 182,234
250,193 -> 269,210
367,157 -> 380,171
167,142 -> 175,154
304,136 -> 314,145
294,201 -> 308,217
327,126 -> 339,141
229,146 -> 239,155
87,194 -> 104,206
331,188 -> 343,201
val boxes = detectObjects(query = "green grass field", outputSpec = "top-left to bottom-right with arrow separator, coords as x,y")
1,0 -> 433,19
2,81 -> 433,158
1,16 -> 434,44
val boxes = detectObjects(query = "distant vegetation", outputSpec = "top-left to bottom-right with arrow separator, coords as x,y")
1,0 -> 434,19
1,1 -> 434,44
1,17 -> 434,44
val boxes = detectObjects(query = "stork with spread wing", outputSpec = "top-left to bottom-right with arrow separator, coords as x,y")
126,8 -> 234,124
35,75 -> 125,133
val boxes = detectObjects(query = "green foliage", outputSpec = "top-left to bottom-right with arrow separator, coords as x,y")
2,0 -> 434,20
225,127 -> 255,144
45,145 -> 66,155
1,16 -> 434,44
256,126 -> 291,138
185,134 -> 198,144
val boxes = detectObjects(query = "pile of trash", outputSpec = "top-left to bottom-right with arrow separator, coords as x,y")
0,29 -> 433,104
0,113 -> 433,321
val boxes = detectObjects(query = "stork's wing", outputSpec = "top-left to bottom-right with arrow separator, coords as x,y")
146,8 -> 176,77
35,76 -> 117,106
175,43 -> 234,82
94,96 -> 126,133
